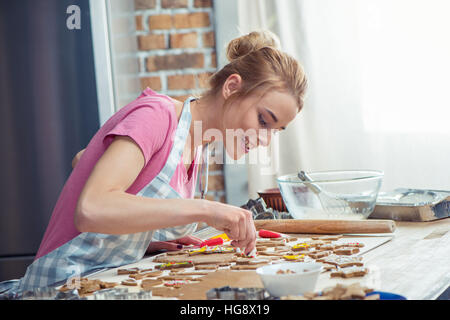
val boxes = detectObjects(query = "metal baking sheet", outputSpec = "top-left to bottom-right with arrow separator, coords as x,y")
370,188 -> 450,222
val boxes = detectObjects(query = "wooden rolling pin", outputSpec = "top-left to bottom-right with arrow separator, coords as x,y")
254,219 -> 396,234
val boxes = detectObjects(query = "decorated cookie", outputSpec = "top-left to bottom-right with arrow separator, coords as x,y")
307,250 -> 332,259
330,267 -> 369,278
121,278 -> 138,286
291,243 -> 310,252
335,242 -> 365,248
311,235 -> 342,241
155,261 -> 193,270
282,254 -> 305,261
334,247 -> 360,255
320,255 -> 364,267
164,280 -> 187,288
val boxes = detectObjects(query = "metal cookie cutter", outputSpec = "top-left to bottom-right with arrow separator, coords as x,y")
21,286 -> 80,300
241,197 -> 292,220
206,286 -> 267,300
92,287 -> 152,300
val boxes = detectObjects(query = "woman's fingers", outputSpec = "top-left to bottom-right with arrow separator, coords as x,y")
203,200 -> 256,255
146,241 -> 181,253
176,235 -> 203,246
228,210 -> 256,255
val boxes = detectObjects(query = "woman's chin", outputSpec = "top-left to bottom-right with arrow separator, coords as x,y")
224,145 -> 246,161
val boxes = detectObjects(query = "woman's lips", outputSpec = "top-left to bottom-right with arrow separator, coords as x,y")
242,136 -> 251,153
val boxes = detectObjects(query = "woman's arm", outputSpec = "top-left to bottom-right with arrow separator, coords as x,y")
74,136 -> 256,253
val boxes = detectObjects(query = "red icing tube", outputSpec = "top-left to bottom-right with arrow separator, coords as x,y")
200,238 -> 224,247
258,229 -> 282,238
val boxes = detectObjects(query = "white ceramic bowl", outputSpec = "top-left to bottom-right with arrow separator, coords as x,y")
256,262 -> 322,297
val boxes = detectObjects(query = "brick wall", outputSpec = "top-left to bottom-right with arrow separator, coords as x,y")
134,0 -> 226,203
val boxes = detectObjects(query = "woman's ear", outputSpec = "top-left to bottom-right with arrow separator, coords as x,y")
222,74 -> 242,99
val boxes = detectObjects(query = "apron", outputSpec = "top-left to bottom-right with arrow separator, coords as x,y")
0,97 -> 208,298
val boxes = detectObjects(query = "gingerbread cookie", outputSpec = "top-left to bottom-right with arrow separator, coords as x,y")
321,264 -> 337,272
121,278 -> 138,286
285,283 -> 377,300
340,283 -> 367,299
291,243 -> 310,252
159,275 -> 195,281
194,264 -> 217,270
311,235 -> 342,241
307,240 -> 328,248
256,240 -> 286,247
164,280 -> 187,288
307,250 -> 332,259
317,244 -> 336,251
230,263 -> 268,270
142,270 -> 164,278
334,247 -> 360,255
117,267 -> 140,275
188,246 -> 235,256
141,279 -> 163,290
217,262 -> 231,267
235,258 -> 270,265
60,278 -> 118,296
330,267 -> 369,278
335,242 -> 365,248
320,255 -> 364,267
129,272 -> 153,280
282,254 -> 305,262
155,261 -> 193,270
151,286 -> 184,298
257,251 -> 288,257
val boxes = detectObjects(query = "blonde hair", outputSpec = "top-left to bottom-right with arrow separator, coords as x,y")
204,30 -> 307,111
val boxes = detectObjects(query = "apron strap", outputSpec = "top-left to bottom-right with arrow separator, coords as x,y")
156,96 -> 195,183
199,143 -> 209,199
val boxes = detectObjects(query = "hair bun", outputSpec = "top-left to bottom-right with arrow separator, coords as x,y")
226,30 -> 281,61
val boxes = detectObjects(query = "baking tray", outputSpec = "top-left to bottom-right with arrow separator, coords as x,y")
370,188 -> 450,222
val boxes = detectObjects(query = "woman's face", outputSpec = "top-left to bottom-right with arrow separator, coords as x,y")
221,88 -> 298,160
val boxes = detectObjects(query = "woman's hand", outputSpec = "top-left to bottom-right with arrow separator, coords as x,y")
201,200 -> 256,255
146,235 -> 203,253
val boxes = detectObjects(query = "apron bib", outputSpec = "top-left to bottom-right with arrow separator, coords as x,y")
0,97 -> 207,297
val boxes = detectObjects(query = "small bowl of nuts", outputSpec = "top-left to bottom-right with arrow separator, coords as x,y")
256,262 -> 322,297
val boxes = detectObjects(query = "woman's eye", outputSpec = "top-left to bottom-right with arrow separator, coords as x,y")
258,113 -> 268,127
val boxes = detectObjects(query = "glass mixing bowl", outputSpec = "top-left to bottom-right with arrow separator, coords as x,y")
277,170 -> 384,220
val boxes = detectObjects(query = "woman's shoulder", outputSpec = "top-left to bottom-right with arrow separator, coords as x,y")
139,88 -> 187,121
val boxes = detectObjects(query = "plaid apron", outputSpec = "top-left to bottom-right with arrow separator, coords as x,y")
0,97 -> 206,297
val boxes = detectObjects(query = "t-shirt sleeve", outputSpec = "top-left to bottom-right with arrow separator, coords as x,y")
103,105 -> 171,167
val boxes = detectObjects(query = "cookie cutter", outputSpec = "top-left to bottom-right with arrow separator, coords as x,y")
55,289 -> 84,300
206,286 -> 267,300
93,288 -> 152,300
241,198 -> 292,220
20,286 -> 84,300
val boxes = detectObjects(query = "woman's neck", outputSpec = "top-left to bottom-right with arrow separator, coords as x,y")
189,94 -> 224,149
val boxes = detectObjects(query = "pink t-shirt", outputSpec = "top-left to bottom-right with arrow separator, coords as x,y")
35,88 -> 201,260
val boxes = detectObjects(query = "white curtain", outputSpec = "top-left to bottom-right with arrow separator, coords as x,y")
238,0 -> 450,198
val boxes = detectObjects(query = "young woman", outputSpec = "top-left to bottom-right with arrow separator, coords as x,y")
0,30 -> 307,295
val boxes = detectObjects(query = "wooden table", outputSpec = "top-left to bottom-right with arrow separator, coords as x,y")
359,219 -> 450,300
86,219 -> 450,300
